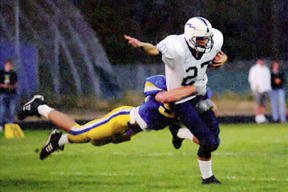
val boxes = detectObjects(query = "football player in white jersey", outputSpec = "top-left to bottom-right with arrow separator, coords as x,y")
124,16 -> 227,184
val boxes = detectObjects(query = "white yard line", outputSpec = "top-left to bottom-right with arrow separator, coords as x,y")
8,151 -> 287,157
49,171 -> 288,182
110,151 -> 287,157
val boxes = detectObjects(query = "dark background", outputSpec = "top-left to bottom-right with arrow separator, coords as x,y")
1,0 -> 287,99
71,0 -> 288,64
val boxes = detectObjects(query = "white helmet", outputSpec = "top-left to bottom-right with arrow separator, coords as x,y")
184,17 -> 213,53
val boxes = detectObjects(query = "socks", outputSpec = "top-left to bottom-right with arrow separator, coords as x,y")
260,114 -> 267,121
198,159 -> 213,179
58,134 -> 69,146
255,114 -> 267,124
37,105 -> 69,146
37,104 -> 54,119
177,128 -> 194,141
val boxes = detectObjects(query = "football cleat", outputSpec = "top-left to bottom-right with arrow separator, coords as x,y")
169,124 -> 184,149
202,175 -> 221,184
18,95 -> 45,120
40,129 -> 64,160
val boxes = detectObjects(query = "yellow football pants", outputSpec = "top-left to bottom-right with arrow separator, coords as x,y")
67,106 -> 134,146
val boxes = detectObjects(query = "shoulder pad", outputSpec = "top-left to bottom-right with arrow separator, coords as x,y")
212,28 -> 223,52
157,35 -> 185,58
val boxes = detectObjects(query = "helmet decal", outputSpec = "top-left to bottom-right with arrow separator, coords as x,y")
196,17 -> 208,26
184,17 -> 213,53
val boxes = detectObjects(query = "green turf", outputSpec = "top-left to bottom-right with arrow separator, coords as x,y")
0,124 -> 288,192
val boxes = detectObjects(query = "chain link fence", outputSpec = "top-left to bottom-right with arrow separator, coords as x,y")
114,60 -> 288,96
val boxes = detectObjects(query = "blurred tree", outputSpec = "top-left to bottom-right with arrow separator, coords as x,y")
73,0 -> 288,64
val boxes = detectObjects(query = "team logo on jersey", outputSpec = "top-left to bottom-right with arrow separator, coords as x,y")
4,75 -> 10,84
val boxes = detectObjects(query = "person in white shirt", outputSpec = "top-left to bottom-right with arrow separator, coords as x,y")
248,59 -> 271,123
124,16 -> 227,184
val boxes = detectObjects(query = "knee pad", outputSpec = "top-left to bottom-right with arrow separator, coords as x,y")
197,142 -> 220,159
197,144 -> 212,159
210,143 -> 219,152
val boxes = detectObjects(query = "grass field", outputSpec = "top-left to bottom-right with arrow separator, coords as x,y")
0,124 -> 288,192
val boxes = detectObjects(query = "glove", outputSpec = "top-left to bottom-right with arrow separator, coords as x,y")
195,85 -> 207,96
195,99 -> 214,113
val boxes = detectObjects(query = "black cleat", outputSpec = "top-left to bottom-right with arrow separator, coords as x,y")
202,175 -> 221,184
169,124 -> 184,149
18,95 -> 45,120
40,130 -> 64,160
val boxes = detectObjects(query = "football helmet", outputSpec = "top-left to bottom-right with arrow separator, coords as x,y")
184,17 -> 213,53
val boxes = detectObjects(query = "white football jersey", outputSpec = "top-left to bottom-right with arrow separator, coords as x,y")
156,28 -> 223,104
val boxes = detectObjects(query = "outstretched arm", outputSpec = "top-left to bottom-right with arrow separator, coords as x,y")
155,85 -> 197,103
124,35 -> 159,56
209,50 -> 228,68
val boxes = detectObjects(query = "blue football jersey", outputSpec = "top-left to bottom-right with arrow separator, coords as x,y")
138,75 -> 175,130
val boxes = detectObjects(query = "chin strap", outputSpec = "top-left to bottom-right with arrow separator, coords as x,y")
185,40 -> 204,60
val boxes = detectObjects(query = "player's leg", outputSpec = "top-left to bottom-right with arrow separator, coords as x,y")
198,109 -> 221,184
40,106 -> 138,160
18,95 -> 87,159
172,101 -> 217,146
172,101 -> 220,184
68,106 -> 134,145
176,98 -> 216,146
46,110 -> 77,132
168,122 -> 184,149
40,129 -> 64,160
39,109 -> 80,160
200,110 -> 220,138
176,127 -> 199,144
18,95 -> 78,131
169,122 -> 199,149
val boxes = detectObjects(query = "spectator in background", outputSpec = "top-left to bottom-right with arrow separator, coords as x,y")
248,59 -> 271,124
0,61 -> 18,131
270,61 -> 286,123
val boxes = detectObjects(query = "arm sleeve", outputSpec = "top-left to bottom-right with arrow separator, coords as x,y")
156,36 -> 178,68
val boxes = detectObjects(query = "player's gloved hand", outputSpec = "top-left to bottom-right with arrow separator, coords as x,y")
195,99 -> 214,113
195,85 -> 207,96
